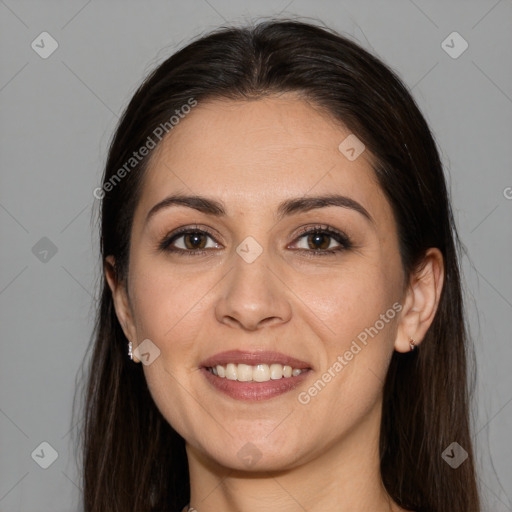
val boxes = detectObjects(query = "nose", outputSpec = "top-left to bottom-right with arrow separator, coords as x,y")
214,248 -> 292,331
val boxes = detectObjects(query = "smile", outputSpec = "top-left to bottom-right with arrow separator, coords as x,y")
200,350 -> 312,401
206,363 -> 305,382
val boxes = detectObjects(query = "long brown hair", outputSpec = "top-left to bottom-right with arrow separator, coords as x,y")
77,19 -> 480,511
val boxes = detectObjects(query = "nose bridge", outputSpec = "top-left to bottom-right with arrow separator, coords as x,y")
214,235 -> 291,330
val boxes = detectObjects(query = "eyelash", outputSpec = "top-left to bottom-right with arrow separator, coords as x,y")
158,224 -> 352,258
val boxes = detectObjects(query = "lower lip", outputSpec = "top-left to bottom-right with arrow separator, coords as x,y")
201,367 -> 310,401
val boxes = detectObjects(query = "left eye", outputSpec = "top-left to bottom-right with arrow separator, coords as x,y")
291,228 -> 350,254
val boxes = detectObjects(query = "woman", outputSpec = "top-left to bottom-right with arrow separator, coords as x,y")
81,20 -> 480,511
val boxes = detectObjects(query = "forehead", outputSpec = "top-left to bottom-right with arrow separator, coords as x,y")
134,95 -> 389,222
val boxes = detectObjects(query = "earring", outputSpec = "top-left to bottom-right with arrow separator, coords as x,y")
128,341 -> 133,360
409,337 -> 416,351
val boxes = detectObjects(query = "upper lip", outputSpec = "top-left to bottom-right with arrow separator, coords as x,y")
200,350 -> 312,370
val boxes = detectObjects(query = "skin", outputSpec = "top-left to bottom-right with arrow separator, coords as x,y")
106,94 -> 444,512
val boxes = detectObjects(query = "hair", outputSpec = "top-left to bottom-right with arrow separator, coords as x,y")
79,19 -> 480,512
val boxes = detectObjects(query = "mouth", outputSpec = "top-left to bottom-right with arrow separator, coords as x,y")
199,350 -> 312,401
205,363 -> 306,381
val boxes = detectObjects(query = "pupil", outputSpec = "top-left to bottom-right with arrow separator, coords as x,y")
185,233 -> 205,249
309,233 -> 329,250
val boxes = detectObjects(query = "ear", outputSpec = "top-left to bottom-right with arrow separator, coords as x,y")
395,248 -> 444,353
104,255 -> 140,363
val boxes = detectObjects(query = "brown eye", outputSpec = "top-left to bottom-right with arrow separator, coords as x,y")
159,228 -> 222,254
306,232 -> 332,250
183,232 -> 208,250
291,225 -> 352,256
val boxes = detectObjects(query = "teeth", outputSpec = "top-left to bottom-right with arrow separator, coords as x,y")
253,364 -> 270,382
270,363 -> 283,380
237,364 -> 252,382
225,363 -> 237,380
207,363 -> 306,382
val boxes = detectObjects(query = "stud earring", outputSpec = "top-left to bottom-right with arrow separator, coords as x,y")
409,337 -> 416,351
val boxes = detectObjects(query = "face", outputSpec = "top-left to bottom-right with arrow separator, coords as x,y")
112,94 -> 408,471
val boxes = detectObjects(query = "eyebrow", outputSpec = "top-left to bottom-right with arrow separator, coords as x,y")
145,193 -> 374,225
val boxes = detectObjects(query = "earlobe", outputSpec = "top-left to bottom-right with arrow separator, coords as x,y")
104,256 -> 140,363
394,248 -> 444,353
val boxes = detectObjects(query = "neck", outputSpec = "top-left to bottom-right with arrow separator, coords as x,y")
185,403 -> 402,512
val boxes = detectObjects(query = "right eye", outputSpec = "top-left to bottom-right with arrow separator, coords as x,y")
159,228 -> 222,255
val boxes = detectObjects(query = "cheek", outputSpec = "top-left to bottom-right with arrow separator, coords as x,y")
128,259 -> 214,437
292,263 -> 400,407
292,262 -> 399,344
127,256 -> 212,348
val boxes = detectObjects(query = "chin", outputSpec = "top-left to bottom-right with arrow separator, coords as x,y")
191,431 -> 311,473
208,447 -> 305,473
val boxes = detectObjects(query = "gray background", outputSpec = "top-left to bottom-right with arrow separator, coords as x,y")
0,0 -> 511,510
